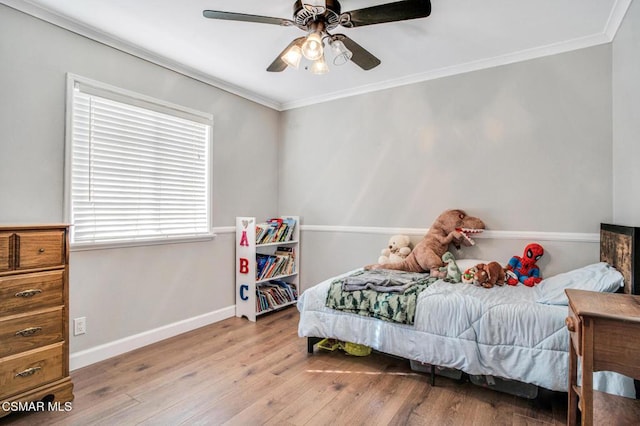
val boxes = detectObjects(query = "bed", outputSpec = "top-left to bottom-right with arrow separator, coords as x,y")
298,223 -> 639,398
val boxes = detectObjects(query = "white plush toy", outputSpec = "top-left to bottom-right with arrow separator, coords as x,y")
378,234 -> 412,265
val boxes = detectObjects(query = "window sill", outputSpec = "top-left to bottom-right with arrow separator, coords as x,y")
70,233 -> 216,252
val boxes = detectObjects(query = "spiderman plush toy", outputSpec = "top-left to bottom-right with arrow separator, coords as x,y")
505,243 -> 544,287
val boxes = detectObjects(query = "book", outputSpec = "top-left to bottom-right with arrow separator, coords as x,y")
255,217 -> 297,244
275,246 -> 293,255
255,224 -> 269,244
256,279 -> 298,311
281,218 -> 296,241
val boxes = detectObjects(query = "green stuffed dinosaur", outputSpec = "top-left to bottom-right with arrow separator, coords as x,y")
440,251 -> 462,283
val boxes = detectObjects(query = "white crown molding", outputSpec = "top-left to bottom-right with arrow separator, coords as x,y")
70,305 -> 235,370
605,0 -> 633,41
1,0 -> 281,110
280,0 -> 633,110
3,0 -> 632,112
301,224 -> 599,243
280,33 -> 612,110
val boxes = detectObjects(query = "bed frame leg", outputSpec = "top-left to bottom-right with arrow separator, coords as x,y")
307,337 -> 322,354
430,365 -> 436,386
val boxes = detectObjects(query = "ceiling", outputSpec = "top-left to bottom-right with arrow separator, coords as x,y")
4,0 -> 631,110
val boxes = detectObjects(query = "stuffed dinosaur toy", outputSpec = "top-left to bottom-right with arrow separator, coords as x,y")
440,251 -> 462,283
365,209 -> 485,277
461,266 -> 478,284
473,262 -> 506,288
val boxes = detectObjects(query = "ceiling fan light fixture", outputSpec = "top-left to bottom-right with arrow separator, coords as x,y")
205,0 -> 434,74
282,44 -> 303,69
302,0 -> 326,15
310,55 -> 329,75
330,39 -> 352,66
301,32 -> 324,61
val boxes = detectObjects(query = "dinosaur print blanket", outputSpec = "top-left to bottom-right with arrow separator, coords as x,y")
325,269 -> 437,325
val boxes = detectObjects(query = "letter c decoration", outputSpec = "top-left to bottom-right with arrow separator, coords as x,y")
240,284 -> 249,301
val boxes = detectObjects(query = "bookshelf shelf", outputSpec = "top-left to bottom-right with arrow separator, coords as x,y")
257,240 -> 298,248
235,216 -> 300,322
256,299 -> 298,317
256,272 -> 297,285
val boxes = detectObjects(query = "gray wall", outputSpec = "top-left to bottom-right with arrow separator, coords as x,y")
280,46 -> 612,231
3,1 -> 635,362
280,46 -> 613,288
613,0 -> 640,225
0,5 -> 279,353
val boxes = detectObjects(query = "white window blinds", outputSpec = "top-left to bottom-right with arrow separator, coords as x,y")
66,75 -> 213,247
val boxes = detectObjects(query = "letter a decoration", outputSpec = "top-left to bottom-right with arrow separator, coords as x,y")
240,219 -> 253,247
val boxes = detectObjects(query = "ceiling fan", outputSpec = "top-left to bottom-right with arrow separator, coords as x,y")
203,0 -> 432,74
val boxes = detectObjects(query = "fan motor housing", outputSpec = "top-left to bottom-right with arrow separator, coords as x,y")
293,0 -> 342,30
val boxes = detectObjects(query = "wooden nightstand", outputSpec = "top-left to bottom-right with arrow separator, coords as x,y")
565,289 -> 640,425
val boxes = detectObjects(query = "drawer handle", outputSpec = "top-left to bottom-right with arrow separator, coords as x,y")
15,367 -> 42,378
565,316 -> 576,332
15,327 -> 43,337
38,248 -> 45,253
15,289 -> 43,298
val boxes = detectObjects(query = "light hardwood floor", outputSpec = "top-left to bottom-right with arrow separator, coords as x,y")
1,308 -> 567,425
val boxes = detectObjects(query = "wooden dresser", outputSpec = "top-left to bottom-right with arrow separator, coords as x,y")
0,225 -> 73,417
565,289 -> 640,426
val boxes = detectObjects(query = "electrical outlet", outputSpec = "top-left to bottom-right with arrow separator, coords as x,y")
73,317 -> 86,336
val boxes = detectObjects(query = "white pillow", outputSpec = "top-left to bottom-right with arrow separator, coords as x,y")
535,262 -> 624,305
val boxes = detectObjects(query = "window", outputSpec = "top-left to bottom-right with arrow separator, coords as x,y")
65,74 -> 213,248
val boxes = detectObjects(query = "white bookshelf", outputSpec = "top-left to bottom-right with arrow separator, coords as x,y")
235,216 -> 300,321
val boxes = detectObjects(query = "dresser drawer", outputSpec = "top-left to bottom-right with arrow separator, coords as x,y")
0,271 -> 64,315
0,308 -> 64,358
0,232 -> 13,272
15,230 -> 65,270
0,343 -> 64,400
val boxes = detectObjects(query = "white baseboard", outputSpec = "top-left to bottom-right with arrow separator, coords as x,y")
69,305 -> 235,371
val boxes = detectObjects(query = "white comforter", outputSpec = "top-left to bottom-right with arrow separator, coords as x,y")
297,270 -> 636,397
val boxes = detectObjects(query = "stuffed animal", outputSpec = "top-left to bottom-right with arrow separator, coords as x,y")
365,209 -> 485,277
461,266 -> 478,284
440,251 -> 462,283
505,243 -> 544,287
474,262 -> 506,288
378,234 -> 412,264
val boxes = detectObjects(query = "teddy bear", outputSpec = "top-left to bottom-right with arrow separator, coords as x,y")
366,209 -> 485,277
473,262 -> 506,288
378,234 -> 412,264
505,243 -> 544,287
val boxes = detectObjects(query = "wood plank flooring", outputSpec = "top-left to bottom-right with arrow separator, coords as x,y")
1,308 -> 568,425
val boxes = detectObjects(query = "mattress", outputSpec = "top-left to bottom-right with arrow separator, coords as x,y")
298,269 -> 636,397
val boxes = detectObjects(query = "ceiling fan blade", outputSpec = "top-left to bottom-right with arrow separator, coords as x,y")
333,34 -> 380,70
203,10 -> 294,27
267,37 -> 306,72
341,0 -> 431,28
